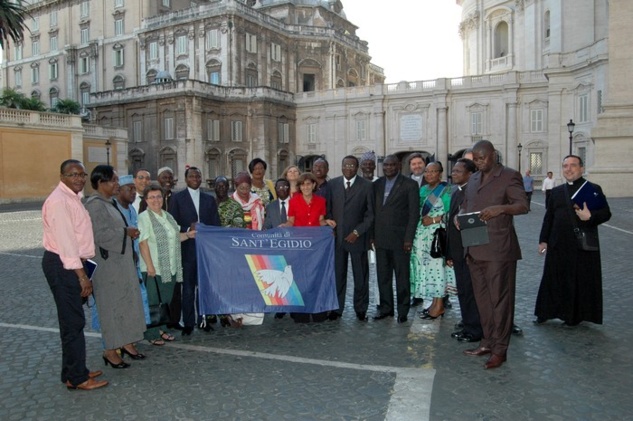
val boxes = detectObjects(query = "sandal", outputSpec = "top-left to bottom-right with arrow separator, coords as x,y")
160,332 -> 175,342
148,339 -> 165,346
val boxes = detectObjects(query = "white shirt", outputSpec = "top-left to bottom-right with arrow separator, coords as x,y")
187,187 -> 200,220
542,177 -> 556,191
278,198 -> 289,216
344,175 -> 357,188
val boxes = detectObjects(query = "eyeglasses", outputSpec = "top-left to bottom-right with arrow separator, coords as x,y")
63,173 -> 88,179
146,195 -> 163,200
276,186 -> 290,190
424,170 -> 440,174
343,164 -> 357,169
135,175 -> 150,180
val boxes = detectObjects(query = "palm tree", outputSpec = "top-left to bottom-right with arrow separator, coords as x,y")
0,0 -> 31,50
51,99 -> 81,115
0,87 -> 27,109
22,97 -> 47,112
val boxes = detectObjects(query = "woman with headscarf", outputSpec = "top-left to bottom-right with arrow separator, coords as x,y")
228,171 -> 265,326
248,158 -> 277,207
85,165 -> 146,368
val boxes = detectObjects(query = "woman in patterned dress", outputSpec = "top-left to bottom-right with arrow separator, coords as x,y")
409,162 -> 456,320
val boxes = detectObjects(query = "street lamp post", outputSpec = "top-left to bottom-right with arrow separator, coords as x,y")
567,119 -> 575,156
517,143 -> 523,173
105,137 -> 112,166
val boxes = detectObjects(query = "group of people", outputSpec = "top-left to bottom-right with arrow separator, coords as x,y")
43,144 -> 611,392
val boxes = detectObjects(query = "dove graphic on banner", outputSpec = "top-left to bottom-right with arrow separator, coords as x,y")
258,265 -> 294,298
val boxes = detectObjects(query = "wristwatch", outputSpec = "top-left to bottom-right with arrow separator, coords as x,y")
353,229 -> 359,236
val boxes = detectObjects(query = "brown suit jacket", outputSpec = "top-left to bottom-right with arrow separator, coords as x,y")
461,164 -> 528,261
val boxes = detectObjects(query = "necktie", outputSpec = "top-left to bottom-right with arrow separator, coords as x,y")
346,181 -> 351,191
280,201 -> 287,223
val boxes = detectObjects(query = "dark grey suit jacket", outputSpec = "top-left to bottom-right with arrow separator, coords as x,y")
372,174 -> 419,250
263,198 -> 287,230
327,176 -> 374,252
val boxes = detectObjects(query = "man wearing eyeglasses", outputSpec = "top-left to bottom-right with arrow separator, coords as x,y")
132,168 -> 151,214
41,159 -> 108,391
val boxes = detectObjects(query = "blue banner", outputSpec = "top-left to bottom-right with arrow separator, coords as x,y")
196,225 -> 338,314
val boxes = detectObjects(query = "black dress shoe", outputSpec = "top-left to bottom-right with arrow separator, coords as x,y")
397,316 -> 408,323
410,297 -> 424,307
451,330 -> 465,339
182,326 -> 194,336
512,324 -> 523,335
328,312 -> 341,321
456,333 -> 481,343
356,312 -> 368,322
533,317 -> 547,325
443,294 -> 452,309
274,312 -> 286,319
373,312 -> 394,320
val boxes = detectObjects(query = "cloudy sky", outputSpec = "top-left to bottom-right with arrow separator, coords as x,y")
341,0 -> 464,83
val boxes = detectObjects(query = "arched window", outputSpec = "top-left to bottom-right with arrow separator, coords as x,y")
79,82 -> 91,106
159,147 -> 177,175
347,69 -> 359,87
175,64 -> 189,80
245,63 -> 258,87
205,148 -> 222,180
270,70 -> 282,90
146,69 -> 157,84
31,90 -> 41,99
113,75 -> 125,90
228,149 -> 247,180
49,87 -> 59,107
206,59 -> 221,84
494,21 -> 508,58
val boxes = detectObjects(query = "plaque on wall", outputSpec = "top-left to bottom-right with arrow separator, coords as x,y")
399,114 -> 423,143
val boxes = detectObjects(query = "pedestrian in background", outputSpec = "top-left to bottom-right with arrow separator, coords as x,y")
523,170 -> 534,211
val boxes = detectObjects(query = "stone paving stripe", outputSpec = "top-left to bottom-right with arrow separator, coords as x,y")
0,251 -> 42,258
602,223 -> 633,235
0,322 -> 102,338
167,342 -> 435,421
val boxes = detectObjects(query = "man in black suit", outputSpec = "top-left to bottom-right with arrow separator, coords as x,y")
446,158 -> 483,342
371,156 -> 419,323
327,156 -> 374,321
263,179 -> 290,230
169,167 -> 221,335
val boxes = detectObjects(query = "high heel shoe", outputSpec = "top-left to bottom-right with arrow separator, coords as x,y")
102,355 -> 130,369
419,311 -> 444,320
120,346 -> 146,360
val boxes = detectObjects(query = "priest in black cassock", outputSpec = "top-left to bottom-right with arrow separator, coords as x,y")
533,155 -> 611,326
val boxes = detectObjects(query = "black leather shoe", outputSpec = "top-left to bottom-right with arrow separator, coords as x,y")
182,326 -> 194,336
328,312 -> 341,321
533,317 -> 547,325
373,312 -> 394,320
410,297 -> 424,307
456,333 -> 481,343
397,316 -> 408,323
512,324 -> 523,335
356,312 -> 368,322
443,295 -> 452,309
451,330 -> 465,339
274,312 -> 286,320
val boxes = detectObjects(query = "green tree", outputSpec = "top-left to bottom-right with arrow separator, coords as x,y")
0,87 -> 28,109
0,0 -> 30,50
51,98 -> 81,115
21,96 -> 46,111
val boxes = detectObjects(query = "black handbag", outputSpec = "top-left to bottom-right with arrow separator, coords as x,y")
147,276 -> 171,328
430,226 -> 447,258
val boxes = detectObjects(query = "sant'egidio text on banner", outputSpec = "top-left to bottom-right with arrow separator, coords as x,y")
196,225 -> 338,314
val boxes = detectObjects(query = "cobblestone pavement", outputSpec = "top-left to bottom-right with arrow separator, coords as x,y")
0,191 -> 631,421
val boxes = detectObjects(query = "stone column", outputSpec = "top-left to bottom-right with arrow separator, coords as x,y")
436,106 -> 448,166
590,0 -> 633,197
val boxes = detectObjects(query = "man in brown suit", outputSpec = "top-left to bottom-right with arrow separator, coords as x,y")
460,140 -> 528,369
